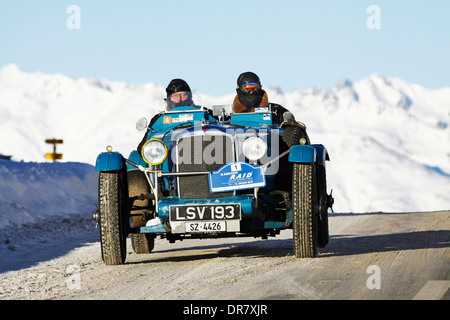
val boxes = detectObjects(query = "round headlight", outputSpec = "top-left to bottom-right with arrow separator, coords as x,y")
242,136 -> 267,161
141,139 -> 168,165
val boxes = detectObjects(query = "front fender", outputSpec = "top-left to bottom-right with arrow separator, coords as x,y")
95,151 -> 124,171
127,150 -> 148,171
288,145 -> 316,163
288,144 -> 330,165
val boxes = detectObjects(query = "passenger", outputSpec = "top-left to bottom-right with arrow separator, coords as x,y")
232,71 -> 292,125
232,72 -> 269,113
232,73 -> 310,194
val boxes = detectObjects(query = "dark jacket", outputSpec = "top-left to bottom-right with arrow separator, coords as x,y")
232,90 -> 269,113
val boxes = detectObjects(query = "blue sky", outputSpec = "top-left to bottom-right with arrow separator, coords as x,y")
1,0 -> 449,96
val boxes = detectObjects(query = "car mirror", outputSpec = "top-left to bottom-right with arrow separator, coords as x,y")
212,104 -> 233,117
136,117 -> 148,131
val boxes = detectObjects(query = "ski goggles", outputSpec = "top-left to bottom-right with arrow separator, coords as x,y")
239,82 -> 261,94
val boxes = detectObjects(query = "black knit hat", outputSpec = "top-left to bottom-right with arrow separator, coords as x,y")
237,72 -> 261,87
166,79 -> 191,97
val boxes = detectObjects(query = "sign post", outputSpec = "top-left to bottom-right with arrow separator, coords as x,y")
45,139 -> 63,162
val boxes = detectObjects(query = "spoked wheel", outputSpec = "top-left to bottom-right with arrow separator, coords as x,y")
292,163 -> 319,258
98,170 -> 128,265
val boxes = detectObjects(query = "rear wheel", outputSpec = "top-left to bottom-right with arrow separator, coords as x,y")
131,233 -> 155,254
282,124 -> 310,148
98,170 -> 128,265
292,163 -> 318,258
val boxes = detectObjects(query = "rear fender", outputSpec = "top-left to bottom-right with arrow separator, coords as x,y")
312,144 -> 330,165
95,151 -> 124,171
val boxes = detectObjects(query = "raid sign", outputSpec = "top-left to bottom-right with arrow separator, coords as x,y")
209,162 -> 265,192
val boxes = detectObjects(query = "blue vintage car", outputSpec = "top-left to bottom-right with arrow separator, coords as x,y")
94,94 -> 333,265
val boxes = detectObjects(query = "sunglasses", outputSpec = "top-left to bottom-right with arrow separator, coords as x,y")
239,82 -> 261,94
171,92 -> 190,99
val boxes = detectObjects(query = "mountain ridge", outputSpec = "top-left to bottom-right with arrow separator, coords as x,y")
0,63 -> 449,213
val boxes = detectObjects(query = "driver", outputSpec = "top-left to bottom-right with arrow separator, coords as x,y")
137,78 -> 194,155
165,78 -> 194,110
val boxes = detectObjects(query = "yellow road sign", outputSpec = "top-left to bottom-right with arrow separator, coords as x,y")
45,153 -> 63,161
45,138 -> 63,162
45,139 -> 63,144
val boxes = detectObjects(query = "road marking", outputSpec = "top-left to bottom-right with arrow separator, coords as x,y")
412,281 -> 450,300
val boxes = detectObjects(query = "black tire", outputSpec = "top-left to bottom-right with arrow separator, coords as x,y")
282,124 -> 310,148
131,233 -> 155,254
292,163 -> 318,258
98,170 -> 128,265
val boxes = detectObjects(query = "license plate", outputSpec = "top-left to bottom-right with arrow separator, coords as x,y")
185,221 -> 226,233
170,204 -> 241,221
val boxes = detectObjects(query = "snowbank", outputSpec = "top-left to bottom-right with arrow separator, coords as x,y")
0,160 -> 97,229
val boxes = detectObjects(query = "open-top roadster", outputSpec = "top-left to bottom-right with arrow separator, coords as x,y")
95,94 -> 333,265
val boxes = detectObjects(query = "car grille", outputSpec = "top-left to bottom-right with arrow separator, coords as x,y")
176,133 -> 234,199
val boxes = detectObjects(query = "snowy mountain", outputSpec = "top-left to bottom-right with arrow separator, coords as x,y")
0,63 -> 449,214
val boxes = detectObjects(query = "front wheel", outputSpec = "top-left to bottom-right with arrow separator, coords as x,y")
292,163 -> 318,258
98,170 -> 128,265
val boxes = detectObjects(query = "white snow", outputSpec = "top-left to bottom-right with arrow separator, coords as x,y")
0,63 -> 449,229
0,160 -> 97,229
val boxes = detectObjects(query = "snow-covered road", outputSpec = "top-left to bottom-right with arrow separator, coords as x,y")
1,210 -> 448,301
